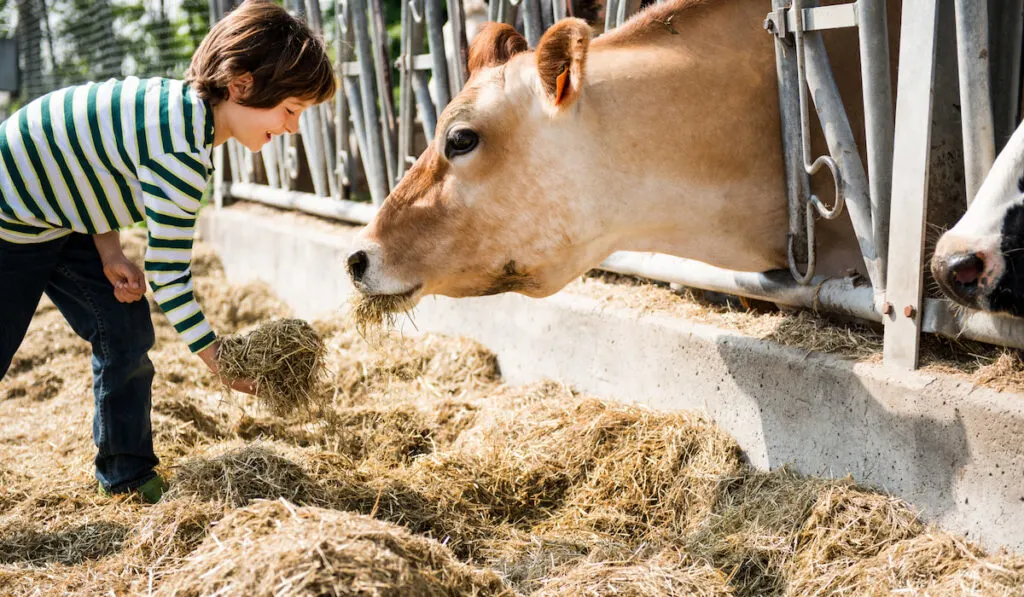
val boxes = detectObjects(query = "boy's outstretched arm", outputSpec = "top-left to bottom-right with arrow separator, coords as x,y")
197,345 -> 257,394
139,152 -> 256,396
93,231 -> 147,303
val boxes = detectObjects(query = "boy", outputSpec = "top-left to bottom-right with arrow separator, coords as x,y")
0,0 -> 335,502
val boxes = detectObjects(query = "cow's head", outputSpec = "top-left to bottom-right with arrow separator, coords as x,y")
932,124 -> 1024,315
348,20 -> 601,310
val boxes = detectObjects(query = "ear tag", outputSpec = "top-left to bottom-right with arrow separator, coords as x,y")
554,66 -> 570,106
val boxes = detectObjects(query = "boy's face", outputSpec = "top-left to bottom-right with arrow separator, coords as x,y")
225,75 -> 315,152
234,97 -> 313,152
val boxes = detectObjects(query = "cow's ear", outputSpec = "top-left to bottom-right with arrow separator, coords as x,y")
536,19 -> 590,109
468,23 -> 528,75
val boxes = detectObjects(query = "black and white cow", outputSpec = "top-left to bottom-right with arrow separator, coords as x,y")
933,123 -> 1024,315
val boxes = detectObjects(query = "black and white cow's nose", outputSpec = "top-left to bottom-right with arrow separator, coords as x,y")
347,250 -> 369,283
933,252 -> 985,306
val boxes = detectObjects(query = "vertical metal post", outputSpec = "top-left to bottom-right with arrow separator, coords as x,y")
488,0 -> 515,24
343,77 -> 371,181
318,101 -> 339,198
953,0 -> 996,204
857,0 -> 893,293
397,0 -> 418,182
226,141 -> 241,184
271,136 -> 289,190
413,71 -> 438,139
261,138 -> 281,188
369,0 -> 399,186
304,0 -> 338,199
883,0 -> 939,370
769,0 -> 811,284
447,0 -> 469,93
989,0 -> 1023,153
300,109 -> 329,197
604,0 -> 619,32
552,0 -> 566,21
540,0 -> 555,30
350,0 -> 391,203
424,0 -> 451,111
213,146 -> 225,207
523,0 -> 544,47
335,0 -> 352,197
616,0 -> 640,28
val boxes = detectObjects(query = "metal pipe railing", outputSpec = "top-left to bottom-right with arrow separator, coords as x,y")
424,0 -> 451,111
604,0 -> 619,32
261,137 -> 282,188
856,0 -> 893,292
768,0 -> 812,287
397,0 -> 420,182
601,252 -> 879,322
801,26 -> 882,295
413,70 -> 438,139
990,0 -> 1024,152
350,0 -> 391,203
318,100 -> 340,199
523,0 -> 544,47
334,0 -> 353,197
369,0 -> 399,186
299,109 -> 329,197
488,0 -> 515,24
552,0 -> 566,21
229,182 -> 378,225
953,0 -> 996,204
446,0 -> 469,93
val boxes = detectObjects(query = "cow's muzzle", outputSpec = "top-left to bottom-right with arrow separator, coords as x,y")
931,251 -> 985,308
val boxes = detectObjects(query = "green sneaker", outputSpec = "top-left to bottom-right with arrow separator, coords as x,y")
137,476 -> 167,504
98,475 -> 167,504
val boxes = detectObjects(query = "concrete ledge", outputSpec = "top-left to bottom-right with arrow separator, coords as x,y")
200,206 -> 1024,552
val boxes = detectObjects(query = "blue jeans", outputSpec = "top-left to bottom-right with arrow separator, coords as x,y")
0,233 -> 158,493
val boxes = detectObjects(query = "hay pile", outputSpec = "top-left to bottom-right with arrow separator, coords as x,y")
533,550 -> 734,597
156,500 -> 509,597
2,231 -> 1023,596
217,318 -> 328,416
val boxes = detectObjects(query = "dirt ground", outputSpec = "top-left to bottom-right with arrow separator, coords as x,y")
1,231 -> 1022,596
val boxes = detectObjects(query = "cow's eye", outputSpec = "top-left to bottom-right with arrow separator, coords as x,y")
445,128 -> 479,159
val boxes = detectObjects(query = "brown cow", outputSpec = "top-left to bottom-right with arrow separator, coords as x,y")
347,0 -> 894,313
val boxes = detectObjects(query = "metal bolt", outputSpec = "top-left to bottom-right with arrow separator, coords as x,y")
904,305 -> 916,318
881,302 -> 893,315
763,18 -> 775,33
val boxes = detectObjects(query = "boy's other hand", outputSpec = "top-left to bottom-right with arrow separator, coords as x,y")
198,342 -> 258,395
102,255 -> 147,303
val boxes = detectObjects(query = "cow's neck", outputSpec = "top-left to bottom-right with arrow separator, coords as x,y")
568,0 -> 790,272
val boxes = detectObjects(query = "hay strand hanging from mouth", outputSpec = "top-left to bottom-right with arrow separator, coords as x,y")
351,293 -> 416,336
216,318 -> 327,416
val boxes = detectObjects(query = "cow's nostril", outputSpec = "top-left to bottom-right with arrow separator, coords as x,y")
347,250 -> 369,282
948,253 -> 984,287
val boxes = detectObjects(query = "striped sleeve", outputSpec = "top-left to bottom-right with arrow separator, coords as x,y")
140,150 -> 215,354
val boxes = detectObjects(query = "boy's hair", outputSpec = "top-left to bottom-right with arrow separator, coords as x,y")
186,0 -> 336,108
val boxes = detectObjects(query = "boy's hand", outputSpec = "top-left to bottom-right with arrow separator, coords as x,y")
198,342 -> 258,395
102,254 -> 147,303
93,230 -> 146,303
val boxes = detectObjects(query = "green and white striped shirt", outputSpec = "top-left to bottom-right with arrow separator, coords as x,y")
0,77 -> 217,354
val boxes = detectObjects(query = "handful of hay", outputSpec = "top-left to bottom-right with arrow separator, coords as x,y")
217,318 -> 327,416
